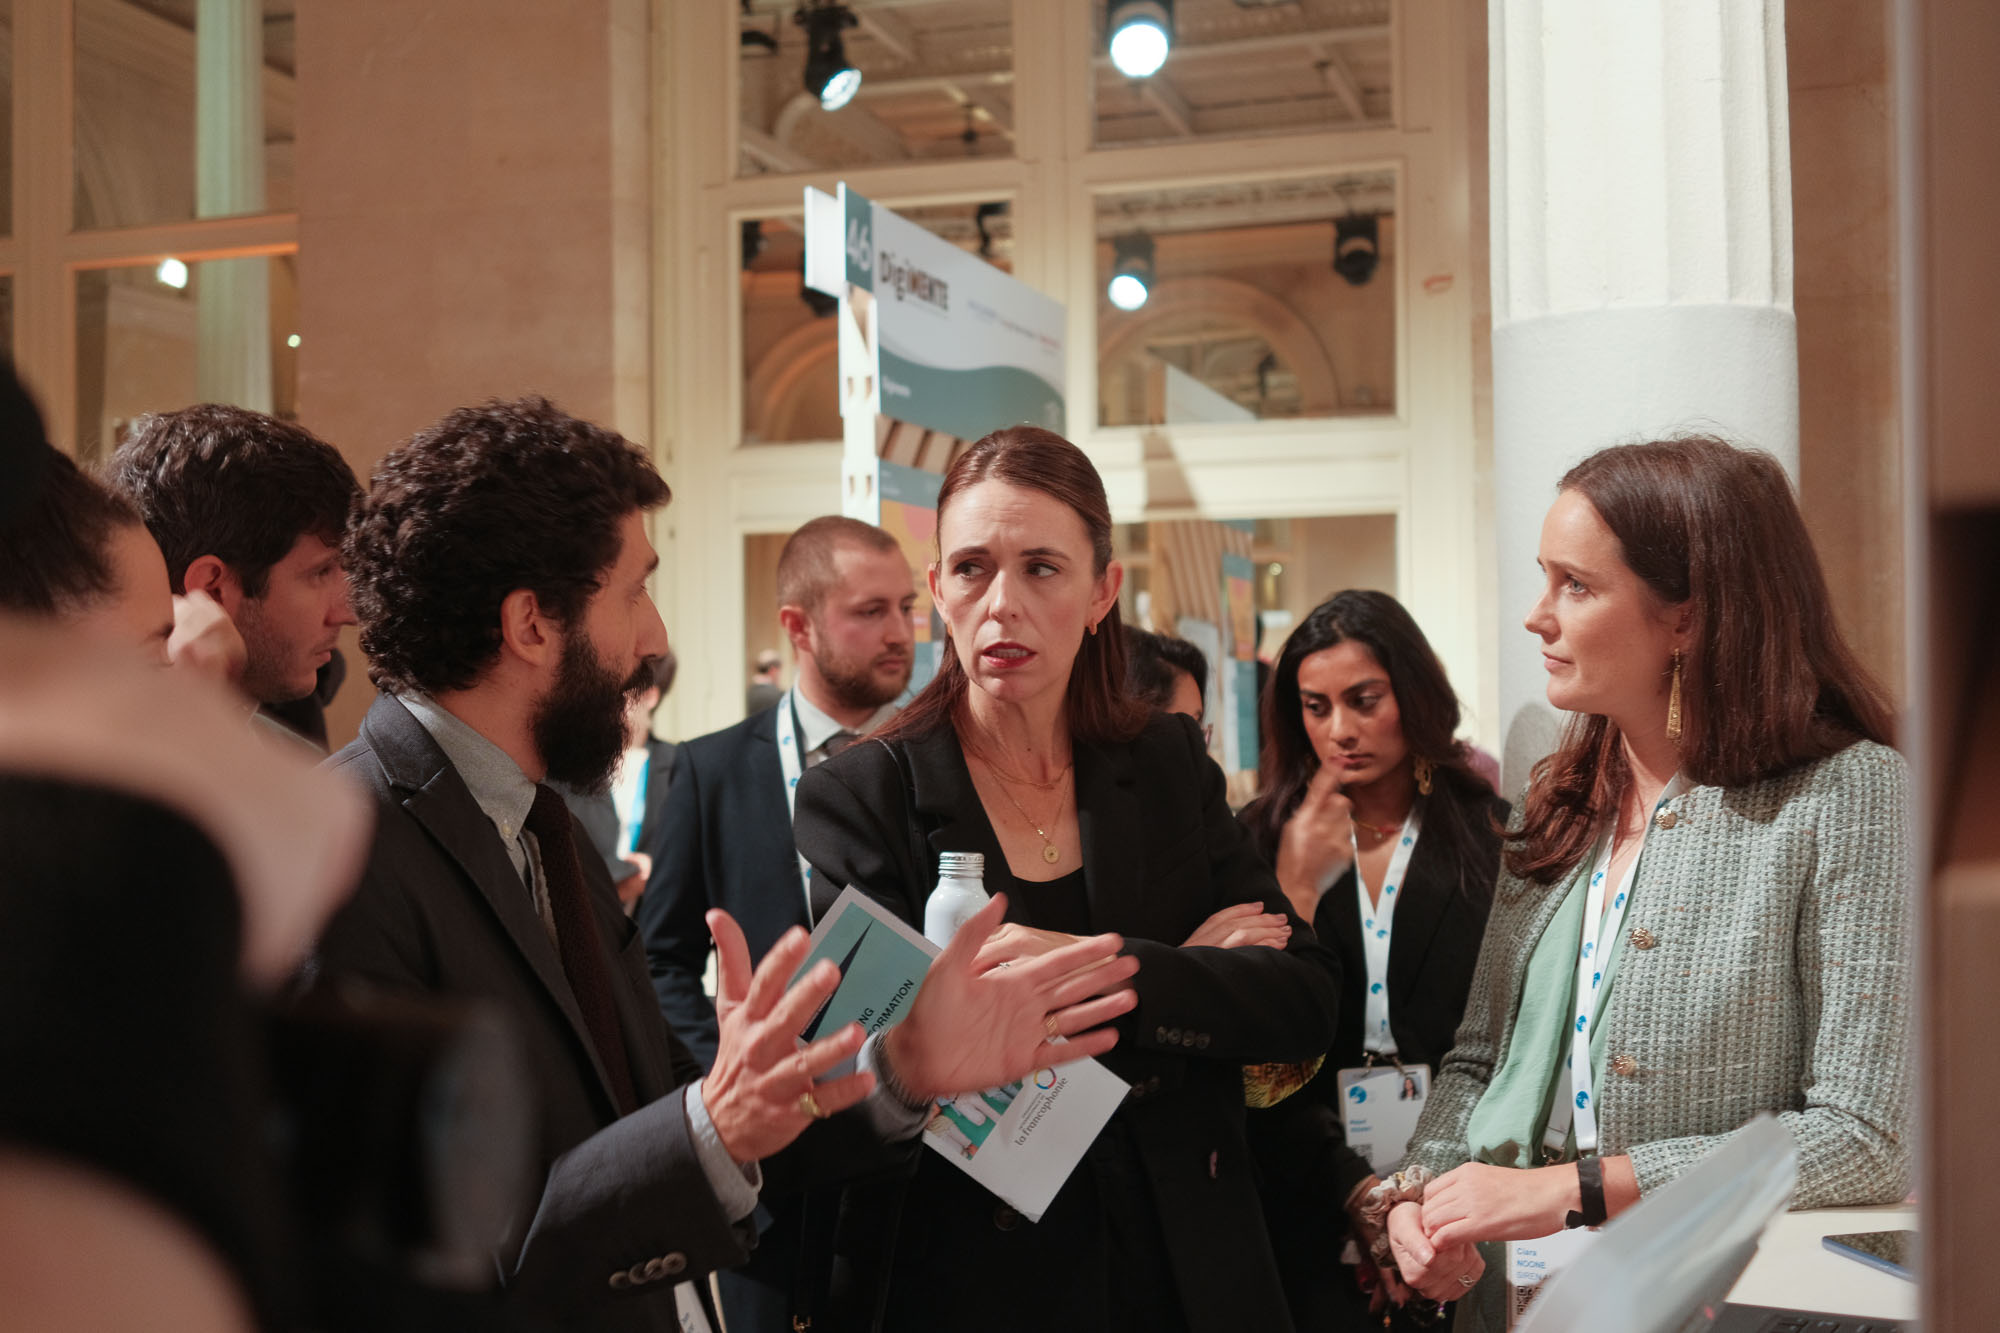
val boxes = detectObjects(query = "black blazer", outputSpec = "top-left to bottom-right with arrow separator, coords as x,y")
636,705 -> 799,1070
1252,780 -> 1507,1332
793,712 -> 1343,1333
310,695 -> 752,1332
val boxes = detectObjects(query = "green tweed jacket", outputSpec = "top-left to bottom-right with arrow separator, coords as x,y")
1404,739 -> 1912,1206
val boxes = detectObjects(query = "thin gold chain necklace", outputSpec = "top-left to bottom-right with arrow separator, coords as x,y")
1351,813 -> 1402,839
969,743 -> 1073,792
988,766 -> 1071,865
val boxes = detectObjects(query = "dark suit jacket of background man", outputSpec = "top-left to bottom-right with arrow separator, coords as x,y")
635,702 -> 828,1333
310,695 -> 751,1333
566,737 -> 680,885
637,704 -> 802,1070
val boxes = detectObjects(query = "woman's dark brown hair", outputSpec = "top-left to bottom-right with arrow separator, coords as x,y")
1508,436 -> 1894,884
1241,590 -> 1500,902
881,426 -> 1148,747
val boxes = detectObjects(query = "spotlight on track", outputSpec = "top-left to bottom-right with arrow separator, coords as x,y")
796,3 -> 862,111
1107,232 -> 1155,311
1108,0 -> 1173,79
1333,214 -> 1379,286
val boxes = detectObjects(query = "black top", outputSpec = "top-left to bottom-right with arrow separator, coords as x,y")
793,712 -> 1342,1333
1002,864 -> 1091,935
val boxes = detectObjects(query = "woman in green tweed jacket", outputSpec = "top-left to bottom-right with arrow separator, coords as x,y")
1370,438 -> 1910,1329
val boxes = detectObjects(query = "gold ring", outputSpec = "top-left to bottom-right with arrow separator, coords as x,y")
1043,1013 -> 1062,1040
798,1090 -> 827,1120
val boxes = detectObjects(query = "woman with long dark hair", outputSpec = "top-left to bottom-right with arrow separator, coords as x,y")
1240,590 -> 1507,1329
1377,438 -> 1910,1332
793,426 -> 1341,1333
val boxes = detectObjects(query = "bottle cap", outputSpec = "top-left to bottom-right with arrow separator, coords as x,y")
938,851 -> 985,876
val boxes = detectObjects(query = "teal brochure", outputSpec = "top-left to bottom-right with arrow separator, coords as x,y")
792,886 -> 939,1042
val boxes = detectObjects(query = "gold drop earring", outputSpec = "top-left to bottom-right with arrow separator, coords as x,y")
1413,755 -> 1434,796
1666,650 -> 1684,745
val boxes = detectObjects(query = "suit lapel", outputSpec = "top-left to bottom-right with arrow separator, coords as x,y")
1075,735 -> 1145,936
1385,824 -> 1456,1001
362,696 -> 621,1109
901,727 -> 987,921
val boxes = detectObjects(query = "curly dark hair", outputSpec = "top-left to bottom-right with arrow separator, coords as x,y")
345,397 -> 671,697
105,403 -> 360,597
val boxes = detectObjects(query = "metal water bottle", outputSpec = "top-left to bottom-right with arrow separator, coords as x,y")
923,851 -> 989,948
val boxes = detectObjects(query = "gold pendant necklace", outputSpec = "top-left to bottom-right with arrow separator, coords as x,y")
991,768 -> 1069,864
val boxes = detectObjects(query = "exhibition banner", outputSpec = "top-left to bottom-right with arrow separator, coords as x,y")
814,184 -> 1066,443
1221,542 -> 1261,773
877,460 -> 946,694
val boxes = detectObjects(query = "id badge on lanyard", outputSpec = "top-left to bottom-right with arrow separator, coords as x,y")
1336,800 -> 1427,1173
1336,1060 -> 1432,1175
772,689 -> 818,924
1542,773 -> 1690,1158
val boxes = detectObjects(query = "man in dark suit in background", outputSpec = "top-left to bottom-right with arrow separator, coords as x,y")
315,402 -> 1129,1332
637,515 -> 915,1332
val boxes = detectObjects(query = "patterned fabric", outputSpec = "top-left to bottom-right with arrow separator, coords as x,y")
1242,1056 -> 1324,1108
1403,740 -> 1913,1207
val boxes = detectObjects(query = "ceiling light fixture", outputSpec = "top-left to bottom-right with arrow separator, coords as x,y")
796,3 -> 862,111
156,257 -> 189,289
975,201 -> 1010,260
1107,232 -> 1155,311
1333,214 -> 1379,286
1108,0 -> 1173,79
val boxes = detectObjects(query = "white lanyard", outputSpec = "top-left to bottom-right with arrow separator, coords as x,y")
772,689 -> 818,922
1351,799 -> 1425,1056
1544,773 -> 1689,1156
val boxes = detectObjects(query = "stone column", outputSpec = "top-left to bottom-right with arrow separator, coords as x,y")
195,0 -> 273,411
1490,0 -> 1799,791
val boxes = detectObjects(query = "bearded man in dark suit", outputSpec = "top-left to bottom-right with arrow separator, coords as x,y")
312,398 -> 1137,1332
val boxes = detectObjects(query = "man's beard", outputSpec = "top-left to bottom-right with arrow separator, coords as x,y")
816,635 -> 910,714
534,632 -> 659,794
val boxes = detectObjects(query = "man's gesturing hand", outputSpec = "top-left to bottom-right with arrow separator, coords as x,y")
700,910 -> 872,1165
884,892 -> 1139,1102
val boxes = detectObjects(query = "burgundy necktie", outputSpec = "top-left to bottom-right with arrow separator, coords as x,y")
525,784 -> 639,1116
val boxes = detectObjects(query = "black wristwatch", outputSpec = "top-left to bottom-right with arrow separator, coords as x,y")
1564,1154 -> 1608,1229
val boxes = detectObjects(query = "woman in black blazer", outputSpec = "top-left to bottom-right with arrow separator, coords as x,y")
794,427 -> 1341,1333
1240,591 -> 1507,1331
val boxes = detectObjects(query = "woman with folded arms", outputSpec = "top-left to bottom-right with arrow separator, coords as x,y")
1371,437 -> 1910,1331
1240,590 -> 1507,1331
794,426 -> 1341,1333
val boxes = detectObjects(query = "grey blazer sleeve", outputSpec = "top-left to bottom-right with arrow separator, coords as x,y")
510,1090 -> 749,1305
1621,744 -> 1913,1204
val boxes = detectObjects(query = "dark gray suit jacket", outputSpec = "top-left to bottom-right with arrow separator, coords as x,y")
311,695 -> 752,1332
636,705 -> 799,1070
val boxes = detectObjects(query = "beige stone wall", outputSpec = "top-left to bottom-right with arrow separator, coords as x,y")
295,0 -> 652,746
1788,0 -> 1906,706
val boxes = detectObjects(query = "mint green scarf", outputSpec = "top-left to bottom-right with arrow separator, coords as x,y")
1463,860 -> 1629,1167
